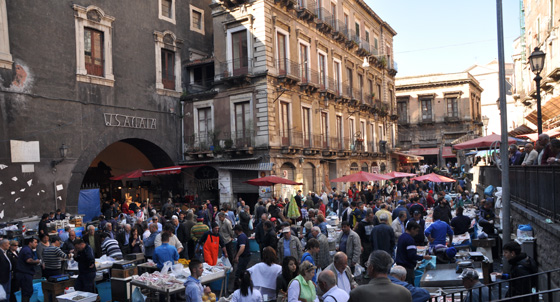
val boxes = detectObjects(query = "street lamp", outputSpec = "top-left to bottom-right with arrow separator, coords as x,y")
529,47 -> 546,134
51,143 -> 69,169
482,115 -> 489,136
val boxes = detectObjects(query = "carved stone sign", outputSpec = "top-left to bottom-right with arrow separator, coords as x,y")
103,113 -> 157,130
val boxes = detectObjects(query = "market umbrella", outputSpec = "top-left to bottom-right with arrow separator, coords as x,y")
330,171 -> 391,182
109,169 -> 144,180
381,171 -> 417,179
453,133 -> 516,150
243,175 -> 303,186
411,173 -> 456,183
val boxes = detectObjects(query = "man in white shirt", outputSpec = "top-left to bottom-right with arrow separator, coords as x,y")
322,252 -> 358,295
318,270 -> 349,302
521,143 -> 539,166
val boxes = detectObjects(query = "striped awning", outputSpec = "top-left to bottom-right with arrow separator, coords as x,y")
219,162 -> 274,171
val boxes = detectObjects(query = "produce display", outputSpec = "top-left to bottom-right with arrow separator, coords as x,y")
202,292 -> 216,302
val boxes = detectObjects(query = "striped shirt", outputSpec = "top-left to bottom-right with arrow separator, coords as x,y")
101,238 -> 123,259
190,223 -> 209,242
42,246 -> 68,270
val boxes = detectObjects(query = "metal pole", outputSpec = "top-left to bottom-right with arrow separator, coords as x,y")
536,74 -> 543,134
496,0 -> 511,267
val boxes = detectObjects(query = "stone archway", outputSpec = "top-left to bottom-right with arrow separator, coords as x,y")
67,138 -> 175,213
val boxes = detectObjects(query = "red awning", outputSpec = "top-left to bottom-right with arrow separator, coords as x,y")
142,164 -> 204,176
442,146 -> 456,158
110,169 -> 145,180
453,134 -> 516,150
243,175 -> 303,186
408,148 -> 439,156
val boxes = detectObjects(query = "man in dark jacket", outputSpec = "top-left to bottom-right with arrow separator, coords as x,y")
61,230 -> 77,254
239,206 -> 252,236
408,211 -> 426,246
254,214 -> 268,256
116,224 -> 132,256
16,238 -> 40,302
171,215 -> 188,258
370,213 -> 396,256
433,198 -> 452,224
261,221 -> 278,252
500,241 -> 538,300
73,239 -> 97,293
82,225 -> 102,258
355,209 -> 378,267
0,239 -> 13,300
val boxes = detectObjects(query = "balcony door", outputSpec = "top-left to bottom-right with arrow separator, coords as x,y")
235,101 -> 251,147
302,107 -> 311,147
232,30 -> 248,76
321,112 -> 328,148
277,31 -> 287,75
280,102 -> 291,145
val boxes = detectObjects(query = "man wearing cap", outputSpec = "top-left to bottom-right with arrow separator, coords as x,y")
198,222 -> 227,266
460,268 -> 489,302
277,226 -> 303,262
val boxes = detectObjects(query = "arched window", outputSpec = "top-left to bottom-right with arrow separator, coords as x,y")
350,162 -> 359,173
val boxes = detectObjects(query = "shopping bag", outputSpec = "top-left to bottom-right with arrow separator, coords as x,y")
220,256 -> 232,270
418,256 -> 436,270
353,264 -> 364,278
161,261 -> 173,274
131,287 -> 146,302
249,219 -> 254,230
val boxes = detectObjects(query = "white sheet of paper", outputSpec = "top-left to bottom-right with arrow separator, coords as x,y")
56,184 -> 63,191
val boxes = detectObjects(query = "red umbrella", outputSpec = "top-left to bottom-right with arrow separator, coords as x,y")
109,169 -> 144,180
244,175 -> 303,186
142,164 -> 204,176
411,173 -> 456,183
453,134 -> 516,150
331,171 -> 391,182
382,171 -> 417,179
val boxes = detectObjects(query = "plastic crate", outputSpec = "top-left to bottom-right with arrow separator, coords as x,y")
14,278 -> 45,302
95,281 -> 112,302
248,239 -> 259,252
209,271 -> 230,291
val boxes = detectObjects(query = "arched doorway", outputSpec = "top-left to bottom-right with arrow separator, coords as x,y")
280,162 -> 296,181
193,166 -> 220,207
361,162 -> 369,172
303,162 -> 315,194
77,138 -> 175,215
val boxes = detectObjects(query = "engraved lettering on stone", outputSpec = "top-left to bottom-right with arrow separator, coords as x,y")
103,113 -> 157,130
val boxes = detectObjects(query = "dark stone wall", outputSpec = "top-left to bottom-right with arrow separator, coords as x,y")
0,0 -> 214,220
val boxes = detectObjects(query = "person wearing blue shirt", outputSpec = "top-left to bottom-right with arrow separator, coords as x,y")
424,212 -> 454,247
185,259 -> 211,302
301,238 -> 320,283
233,225 -> 251,289
143,223 -> 160,259
16,238 -> 41,302
389,266 -> 431,302
153,232 -> 179,269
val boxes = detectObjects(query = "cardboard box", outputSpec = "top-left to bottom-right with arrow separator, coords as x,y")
111,267 -> 138,279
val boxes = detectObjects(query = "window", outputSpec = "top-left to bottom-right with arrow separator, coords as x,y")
333,59 -> 342,95
302,107 -> 311,147
446,97 -> 458,117
235,101 -> 251,145
365,30 -> 370,42
84,28 -> 104,77
344,13 -> 349,30
159,0 -> 175,23
197,107 -> 213,144
321,112 -> 328,148
370,123 -> 376,151
190,5 -> 205,34
331,2 -> 337,25
318,52 -> 327,89
421,98 -> 433,121
280,102 -> 291,145
231,29 -> 248,76
374,37 -> 379,53
378,125 -> 384,141
0,0 -> 13,69
336,115 -> 343,149
376,83 -> 382,101
397,101 -> 407,124
349,118 -> 356,143
73,5 -> 115,86
360,120 -> 366,151
358,74 -> 363,102
277,30 -> 288,75
317,0 -> 323,19
368,79 -> 374,103
154,31 -> 182,95
355,22 -> 360,39
161,49 -> 175,90
299,42 -> 310,83
346,67 -> 353,97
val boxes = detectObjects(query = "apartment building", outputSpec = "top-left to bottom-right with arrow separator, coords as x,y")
396,73 -> 483,166
512,0 -> 560,131
182,0 -> 398,205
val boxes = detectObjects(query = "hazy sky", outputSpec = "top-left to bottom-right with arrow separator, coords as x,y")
366,0 -> 521,77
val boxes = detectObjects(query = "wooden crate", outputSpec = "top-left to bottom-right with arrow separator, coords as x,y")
112,267 -> 138,279
42,279 -> 75,302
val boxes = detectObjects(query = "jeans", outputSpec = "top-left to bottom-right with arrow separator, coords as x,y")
16,273 -> 32,299
0,278 -> 11,302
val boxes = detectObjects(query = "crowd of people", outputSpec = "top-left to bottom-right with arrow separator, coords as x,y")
0,170 -> 540,302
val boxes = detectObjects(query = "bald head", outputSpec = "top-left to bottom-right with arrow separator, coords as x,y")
525,143 -> 534,152
318,270 -> 336,291
390,265 -> 407,281
538,133 -> 550,144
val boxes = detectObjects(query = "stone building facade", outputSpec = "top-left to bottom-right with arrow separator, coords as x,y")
181,0 -> 399,206
0,0 -> 213,220
396,73 -> 484,166
512,0 -> 560,130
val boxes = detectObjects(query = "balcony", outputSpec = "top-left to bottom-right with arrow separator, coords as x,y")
274,0 -> 297,9
299,65 -> 320,92
275,59 -> 300,84
185,130 -> 256,155
185,78 -> 214,94
332,20 -> 349,42
315,8 -> 333,33
219,58 -> 254,84
295,0 -> 317,22
345,29 -> 359,49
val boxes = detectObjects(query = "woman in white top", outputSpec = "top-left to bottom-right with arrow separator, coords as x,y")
247,247 -> 282,301
232,271 -> 263,302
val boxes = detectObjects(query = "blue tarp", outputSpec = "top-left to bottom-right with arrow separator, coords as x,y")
78,189 -> 101,222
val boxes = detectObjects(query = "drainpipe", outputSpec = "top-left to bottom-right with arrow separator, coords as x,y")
496,0 -> 512,271
181,100 -> 185,161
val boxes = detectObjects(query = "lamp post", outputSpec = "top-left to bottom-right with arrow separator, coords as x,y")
482,115 -> 489,136
529,47 -> 546,134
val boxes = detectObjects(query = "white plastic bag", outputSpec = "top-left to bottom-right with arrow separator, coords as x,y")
353,264 -> 365,278
220,256 -> 232,270
131,287 -> 146,302
161,261 -> 173,274
172,263 -> 185,277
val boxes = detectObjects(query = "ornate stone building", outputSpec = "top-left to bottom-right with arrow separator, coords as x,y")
181,0 -> 399,206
